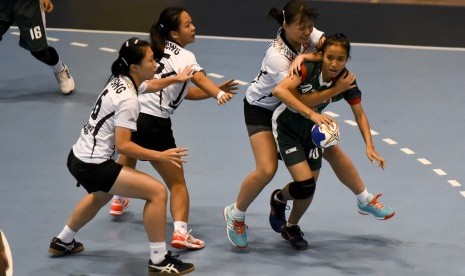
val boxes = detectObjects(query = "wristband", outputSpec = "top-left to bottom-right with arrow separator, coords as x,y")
216,91 -> 226,100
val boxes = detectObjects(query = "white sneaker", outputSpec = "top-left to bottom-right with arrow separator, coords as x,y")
54,65 -> 75,95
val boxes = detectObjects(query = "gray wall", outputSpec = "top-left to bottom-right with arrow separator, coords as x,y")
47,0 -> 465,47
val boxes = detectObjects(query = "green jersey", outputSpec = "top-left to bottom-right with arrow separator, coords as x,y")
299,61 -> 361,113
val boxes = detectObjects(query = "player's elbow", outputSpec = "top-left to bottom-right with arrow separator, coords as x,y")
115,141 -> 132,156
272,86 -> 286,100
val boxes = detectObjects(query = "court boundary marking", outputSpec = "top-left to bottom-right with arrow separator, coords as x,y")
10,26 -> 465,52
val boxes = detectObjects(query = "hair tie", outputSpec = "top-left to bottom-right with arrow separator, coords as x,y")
159,23 -> 164,29
282,10 -> 286,23
120,57 -> 128,66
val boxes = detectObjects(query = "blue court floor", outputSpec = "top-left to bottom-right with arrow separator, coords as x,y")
0,29 -> 465,276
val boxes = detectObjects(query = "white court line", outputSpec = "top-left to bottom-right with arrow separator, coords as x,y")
370,129 -> 379,136
207,73 -> 224,78
70,42 -> 88,47
448,180 -> 461,187
324,111 -> 339,117
400,148 -> 415,155
382,138 -> 398,145
344,120 -> 358,126
99,47 -> 117,53
47,37 -> 59,42
11,31 -> 20,36
10,26 -> 465,52
460,191 -> 465,198
417,158 -> 431,165
353,42 -> 465,52
433,169 -> 447,176
235,80 -> 248,85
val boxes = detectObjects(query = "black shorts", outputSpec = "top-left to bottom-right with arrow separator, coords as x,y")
243,98 -> 274,136
274,107 -> 323,170
67,150 -> 123,194
132,113 -> 176,151
0,0 -> 48,51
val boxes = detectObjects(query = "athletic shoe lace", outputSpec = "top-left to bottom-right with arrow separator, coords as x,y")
233,220 -> 248,235
368,194 -> 384,210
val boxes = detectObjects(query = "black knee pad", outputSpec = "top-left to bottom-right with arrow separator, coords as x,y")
288,178 -> 316,199
30,46 -> 59,66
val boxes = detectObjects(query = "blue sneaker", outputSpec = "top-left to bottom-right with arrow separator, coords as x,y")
223,204 -> 248,248
269,189 -> 288,232
358,193 -> 395,220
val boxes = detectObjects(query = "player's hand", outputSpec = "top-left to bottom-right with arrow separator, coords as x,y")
219,79 -> 239,94
366,146 -> 386,170
288,55 -> 305,79
217,92 -> 233,105
40,0 -> 54,13
176,65 -> 194,83
308,112 -> 335,126
334,70 -> 356,93
159,147 -> 189,168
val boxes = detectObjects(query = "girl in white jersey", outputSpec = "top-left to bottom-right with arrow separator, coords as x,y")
48,38 -> 195,275
110,7 -> 238,250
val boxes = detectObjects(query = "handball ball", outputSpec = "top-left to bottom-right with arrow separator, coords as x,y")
311,122 -> 340,148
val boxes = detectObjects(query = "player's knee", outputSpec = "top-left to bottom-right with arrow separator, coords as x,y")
152,184 -> 168,203
288,178 -> 316,199
257,162 -> 278,181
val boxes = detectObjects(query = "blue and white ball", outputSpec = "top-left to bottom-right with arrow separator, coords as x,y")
311,122 -> 340,148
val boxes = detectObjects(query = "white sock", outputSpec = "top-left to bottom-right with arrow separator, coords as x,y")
57,225 -> 76,243
231,203 -> 245,221
173,221 -> 188,234
356,189 -> 370,204
51,59 -> 65,73
150,241 -> 167,264
112,195 -> 126,201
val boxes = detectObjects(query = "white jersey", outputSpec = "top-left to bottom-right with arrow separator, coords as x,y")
139,40 -> 204,118
73,76 -> 139,164
245,27 -> 324,111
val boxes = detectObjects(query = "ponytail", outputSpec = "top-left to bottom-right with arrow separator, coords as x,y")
149,21 -> 166,61
268,7 -> 285,26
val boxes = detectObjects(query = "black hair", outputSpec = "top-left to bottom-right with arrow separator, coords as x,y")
150,7 -> 188,60
268,0 -> 318,27
110,37 -> 151,77
321,33 -> 351,59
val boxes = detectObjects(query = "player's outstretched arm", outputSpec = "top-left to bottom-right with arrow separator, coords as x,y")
350,103 -> 386,169
191,71 -> 233,105
141,65 -> 194,93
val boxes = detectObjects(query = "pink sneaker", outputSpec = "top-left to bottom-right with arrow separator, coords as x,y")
171,230 -> 205,250
110,198 -> 129,216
